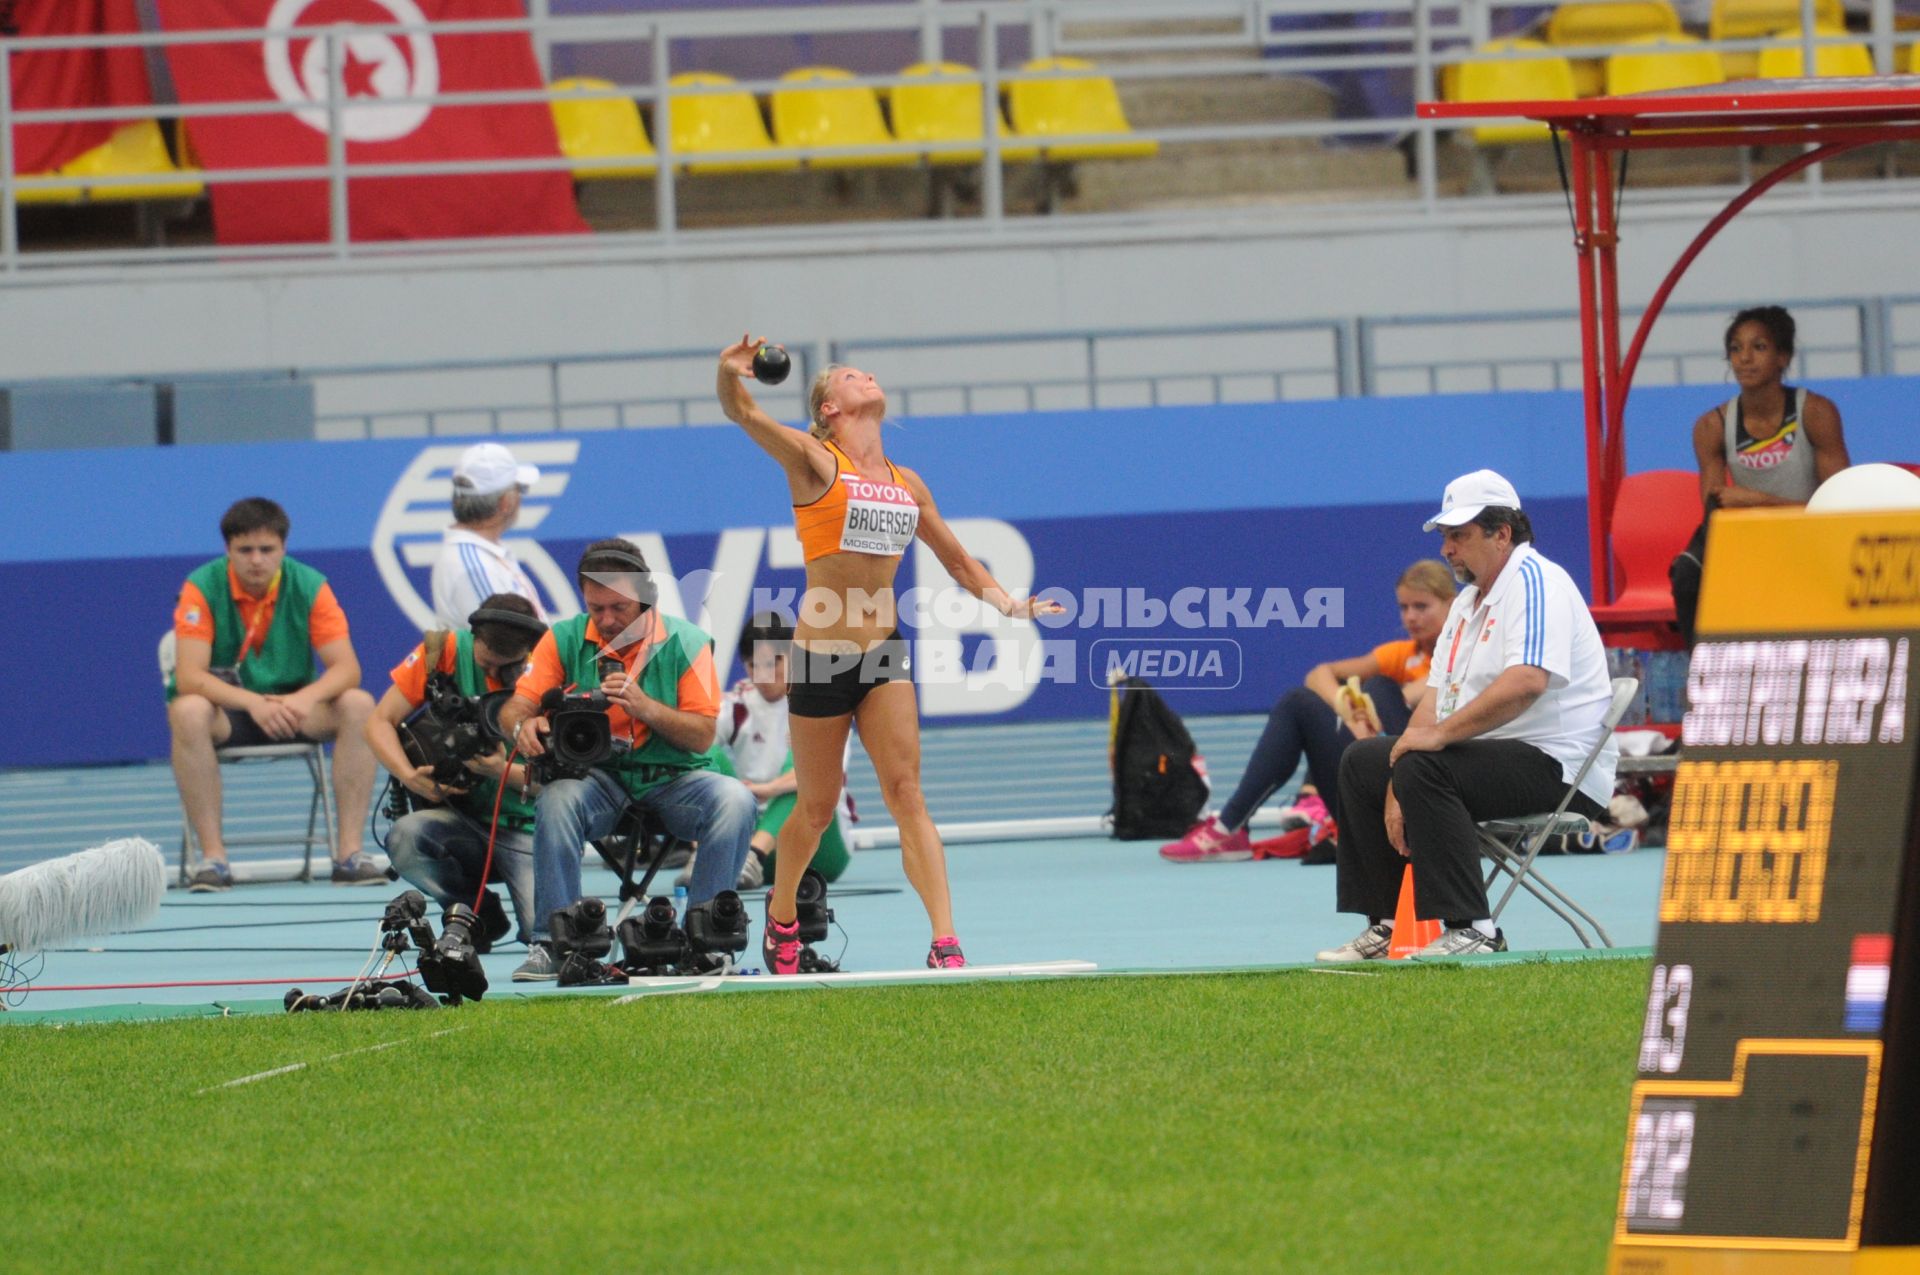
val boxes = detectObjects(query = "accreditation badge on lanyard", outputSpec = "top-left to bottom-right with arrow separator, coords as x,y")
1437,602 -> 1492,717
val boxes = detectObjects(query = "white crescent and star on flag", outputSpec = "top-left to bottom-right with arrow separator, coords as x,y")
262,0 -> 439,142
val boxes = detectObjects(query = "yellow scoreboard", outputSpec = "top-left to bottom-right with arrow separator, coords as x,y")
1609,509 -> 1920,1275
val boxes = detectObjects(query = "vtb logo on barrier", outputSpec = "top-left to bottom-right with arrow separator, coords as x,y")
264,0 -> 439,142
372,441 -> 582,629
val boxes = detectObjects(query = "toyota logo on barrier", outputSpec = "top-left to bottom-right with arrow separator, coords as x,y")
264,0 -> 439,142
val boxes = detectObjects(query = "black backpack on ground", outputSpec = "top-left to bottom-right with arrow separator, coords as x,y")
1107,676 -> 1210,840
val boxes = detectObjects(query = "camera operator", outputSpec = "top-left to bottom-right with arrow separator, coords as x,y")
364,595 -> 548,947
496,539 -> 757,982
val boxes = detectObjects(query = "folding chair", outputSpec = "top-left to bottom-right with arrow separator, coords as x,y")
1477,676 -> 1640,948
178,744 -> 337,886
162,630 -> 338,885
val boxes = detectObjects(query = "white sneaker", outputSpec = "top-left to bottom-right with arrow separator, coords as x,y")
1412,927 -> 1508,958
736,851 -> 765,891
1315,922 -> 1394,963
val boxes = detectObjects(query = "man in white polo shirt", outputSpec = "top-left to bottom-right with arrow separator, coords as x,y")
430,443 -> 549,630
1318,469 -> 1617,961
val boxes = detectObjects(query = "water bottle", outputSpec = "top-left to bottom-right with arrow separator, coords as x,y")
672,883 -> 688,922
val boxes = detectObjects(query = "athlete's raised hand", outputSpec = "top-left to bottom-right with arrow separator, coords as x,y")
719,333 -> 765,379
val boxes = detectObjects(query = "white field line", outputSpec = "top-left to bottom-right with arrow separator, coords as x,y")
1305,967 -> 1384,977
197,1026 -> 466,1093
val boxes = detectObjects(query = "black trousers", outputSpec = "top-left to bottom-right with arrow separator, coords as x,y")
1670,519 -> 1709,650
1335,734 -> 1605,922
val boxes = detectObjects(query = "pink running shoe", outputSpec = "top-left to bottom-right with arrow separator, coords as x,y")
1290,792 -> 1330,825
1158,816 -> 1254,863
763,916 -> 803,975
928,936 -> 967,969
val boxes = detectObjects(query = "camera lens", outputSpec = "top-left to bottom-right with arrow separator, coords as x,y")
639,894 -> 677,941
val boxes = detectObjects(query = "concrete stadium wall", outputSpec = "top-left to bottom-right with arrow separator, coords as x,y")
4,194 -> 1920,386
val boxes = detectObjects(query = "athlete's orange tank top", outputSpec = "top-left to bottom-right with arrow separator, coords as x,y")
793,440 -> 922,563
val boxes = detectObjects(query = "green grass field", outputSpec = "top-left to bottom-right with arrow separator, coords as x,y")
8,960 -> 1648,1274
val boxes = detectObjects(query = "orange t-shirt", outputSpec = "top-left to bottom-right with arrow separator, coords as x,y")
1371,638 -> 1432,686
513,610 -> 720,750
174,563 -> 350,656
388,640 -> 513,709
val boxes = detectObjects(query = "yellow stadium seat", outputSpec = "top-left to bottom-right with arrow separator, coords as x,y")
1910,38 -> 1920,73
665,72 -> 796,174
18,119 -> 204,204
890,62 -> 1038,165
1755,26 -> 1876,77
1548,1 -> 1682,95
1448,40 -> 1578,145
1605,34 -> 1727,95
549,77 -> 656,179
1005,57 -> 1158,161
1710,0 -> 1845,76
770,66 -> 914,169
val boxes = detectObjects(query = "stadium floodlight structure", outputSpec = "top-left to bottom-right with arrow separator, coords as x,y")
1420,75 -> 1920,604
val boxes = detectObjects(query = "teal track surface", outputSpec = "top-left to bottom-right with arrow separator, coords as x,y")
0,715 -> 1665,1017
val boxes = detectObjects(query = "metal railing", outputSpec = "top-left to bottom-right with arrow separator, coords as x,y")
3,0 -> 1918,274
283,294 -> 1916,438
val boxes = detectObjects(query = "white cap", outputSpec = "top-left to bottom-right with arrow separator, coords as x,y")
1423,468 -> 1521,532
453,443 -> 539,497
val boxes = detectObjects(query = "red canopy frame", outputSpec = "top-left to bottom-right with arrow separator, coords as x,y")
1420,77 -> 1920,603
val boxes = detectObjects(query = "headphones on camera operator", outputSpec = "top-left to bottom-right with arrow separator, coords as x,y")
527,548 -> 664,784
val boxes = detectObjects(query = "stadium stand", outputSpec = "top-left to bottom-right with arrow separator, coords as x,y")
1754,26 -> 1878,78
1444,39 -> 1579,192
549,77 -> 657,180
1004,57 -> 1158,163
889,62 -> 1039,166
16,119 -> 202,206
1604,33 -> 1726,96
771,67 -> 916,169
1546,0 -> 1684,96
664,72 -> 797,174
1708,0 -> 1846,75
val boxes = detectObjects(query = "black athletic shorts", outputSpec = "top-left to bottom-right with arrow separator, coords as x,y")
219,709 -> 319,750
787,631 -> 913,719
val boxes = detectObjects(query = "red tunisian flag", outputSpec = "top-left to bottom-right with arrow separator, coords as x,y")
155,0 -> 586,243
8,0 -> 155,175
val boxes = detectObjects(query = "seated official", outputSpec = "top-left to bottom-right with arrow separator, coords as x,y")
496,538 -> 757,982
167,496 -> 381,891
1319,470 -> 1617,962
364,594 -> 548,948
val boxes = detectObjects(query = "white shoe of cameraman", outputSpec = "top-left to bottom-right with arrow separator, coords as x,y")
511,942 -> 559,982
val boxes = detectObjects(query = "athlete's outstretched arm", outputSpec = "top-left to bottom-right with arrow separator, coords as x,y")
899,467 -> 1065,620
717,334 -> 834,493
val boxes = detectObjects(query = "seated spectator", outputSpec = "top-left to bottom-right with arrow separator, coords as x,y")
1670,305 -> 1849,647
167,497 -> 381,891
1319,470 -> 1617,961
1160,560 -> 1456,864
364,594 -> 548,948
681,613 -> 857,892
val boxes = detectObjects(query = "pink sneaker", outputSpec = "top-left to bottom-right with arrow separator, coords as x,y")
762,916 -> 802,975
1290,792 -> 1330,825
1158,816 -> 1254,863
927,936 -> 967,969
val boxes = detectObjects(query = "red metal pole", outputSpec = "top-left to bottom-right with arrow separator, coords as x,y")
1569,128 -> 1608,601
1592,143 -> 1624,600
1614,140 -> 1862,406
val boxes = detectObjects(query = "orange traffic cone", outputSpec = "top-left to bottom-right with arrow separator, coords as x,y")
1388,864 -> 1443,959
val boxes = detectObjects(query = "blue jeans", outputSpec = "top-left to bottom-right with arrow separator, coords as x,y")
385,807 -> 536,944
530,767 -> 757,942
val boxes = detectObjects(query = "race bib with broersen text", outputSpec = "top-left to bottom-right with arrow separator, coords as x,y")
839,474 -> 919,556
